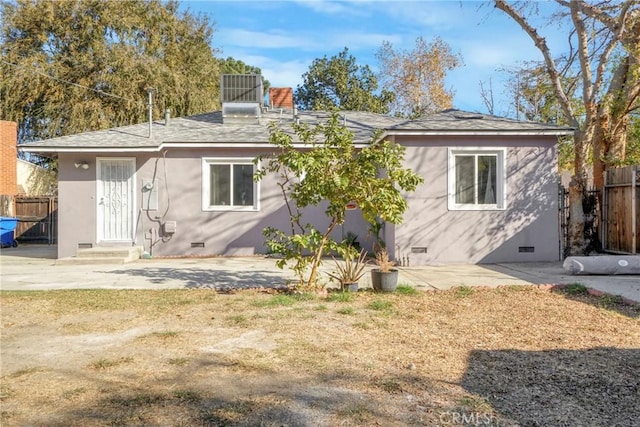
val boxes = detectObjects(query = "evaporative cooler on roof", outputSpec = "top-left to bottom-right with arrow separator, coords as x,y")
220,74 -> 263,103
220,74 -> 264,124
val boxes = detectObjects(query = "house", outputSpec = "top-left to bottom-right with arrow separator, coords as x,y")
20,76 -> 573,264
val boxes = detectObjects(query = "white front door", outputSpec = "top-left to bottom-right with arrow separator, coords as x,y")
97,158 -> 136,242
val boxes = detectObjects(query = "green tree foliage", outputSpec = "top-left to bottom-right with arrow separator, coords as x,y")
294,47 -> 394,113
376,37 -> 461,118
625,114 -> 640,165
255,113 -> 423,290
218,56 -> 270,94
1,0 -> 220,143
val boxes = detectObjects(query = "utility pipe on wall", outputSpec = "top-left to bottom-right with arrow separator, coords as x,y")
148,88 -> 153,139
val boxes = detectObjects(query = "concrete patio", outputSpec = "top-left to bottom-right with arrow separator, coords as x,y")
1,245 -> 638,303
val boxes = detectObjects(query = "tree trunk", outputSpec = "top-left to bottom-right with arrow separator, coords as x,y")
593,109 -> 629,191
567,129 -> 590,255
305,220 -> 337,289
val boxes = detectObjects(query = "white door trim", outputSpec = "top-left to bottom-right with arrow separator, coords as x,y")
96,157 -> 137,243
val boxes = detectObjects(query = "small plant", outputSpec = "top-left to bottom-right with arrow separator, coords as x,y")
564,283 -> 588,295
396,285 -> 418,295
337,307 -> 355,315
327,291 -> 355,302
600,294 -> 624,308
368,299 -> 395,314
253,294 -> 297,307
368,219 -> 386,251
343,232 -> 360,250
328,248 -> 369,291
454,285 -> 474,298
374,248 -> 396,272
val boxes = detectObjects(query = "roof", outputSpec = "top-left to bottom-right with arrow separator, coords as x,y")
20,108 -> 573,154
388,109 -> 574,135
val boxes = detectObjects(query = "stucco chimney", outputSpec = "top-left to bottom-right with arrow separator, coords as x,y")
269,87 -> 294,111
0,120 -> 18,196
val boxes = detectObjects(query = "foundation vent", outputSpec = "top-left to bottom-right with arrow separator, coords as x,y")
411,247 -> 428,254
519,246 -> 535,253
191,242 -> 205,248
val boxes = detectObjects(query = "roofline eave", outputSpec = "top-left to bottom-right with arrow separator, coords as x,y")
19,141 -> 372,154
381,130 -> 575,138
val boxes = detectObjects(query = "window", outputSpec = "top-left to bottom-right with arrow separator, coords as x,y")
202,158 -> 259,211
448,148 -> 506,210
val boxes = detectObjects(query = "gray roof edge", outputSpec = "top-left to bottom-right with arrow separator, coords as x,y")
386,129 -> 575,136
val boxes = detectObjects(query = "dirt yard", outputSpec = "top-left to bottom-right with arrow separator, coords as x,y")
1,285 -> 639,426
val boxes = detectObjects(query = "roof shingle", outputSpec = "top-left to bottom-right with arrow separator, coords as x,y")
20,108 -> 573,153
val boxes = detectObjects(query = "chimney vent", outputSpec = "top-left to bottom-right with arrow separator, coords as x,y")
269,87 -> 294,111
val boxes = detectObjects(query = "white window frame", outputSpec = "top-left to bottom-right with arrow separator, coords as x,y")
447,147 -> 507,211
202,157 -> 260,211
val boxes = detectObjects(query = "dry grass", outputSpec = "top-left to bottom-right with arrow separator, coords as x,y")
1,286 -> 639,426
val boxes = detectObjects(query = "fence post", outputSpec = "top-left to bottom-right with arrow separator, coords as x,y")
633,165 -> 637,254
602,171 -> 607,252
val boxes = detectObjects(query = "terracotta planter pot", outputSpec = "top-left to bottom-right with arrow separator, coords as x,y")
371,269 -> 398,292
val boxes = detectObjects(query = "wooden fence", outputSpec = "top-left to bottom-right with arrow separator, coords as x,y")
14,196 -> 57,244
602,165 -> 639,254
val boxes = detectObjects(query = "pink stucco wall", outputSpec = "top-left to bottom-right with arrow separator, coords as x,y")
390,135 -> 559,264
57,149 -> 370,259
57,134 -> 560,264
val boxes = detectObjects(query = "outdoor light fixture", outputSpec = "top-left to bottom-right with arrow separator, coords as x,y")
74,161 -> 89,170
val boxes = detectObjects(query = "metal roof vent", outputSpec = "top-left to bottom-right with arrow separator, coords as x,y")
454,113 -> 484,120
221,74 -> 264,124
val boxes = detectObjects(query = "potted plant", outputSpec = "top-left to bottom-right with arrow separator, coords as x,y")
371,248 -> 398,292
328,248 -> 368,292
342,231 -> 360,251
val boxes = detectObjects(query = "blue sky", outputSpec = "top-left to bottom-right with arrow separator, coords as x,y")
183,1 -> 567,115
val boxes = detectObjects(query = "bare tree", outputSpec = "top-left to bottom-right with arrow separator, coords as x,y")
479,77 -> 496,115
495,0 -> 640,255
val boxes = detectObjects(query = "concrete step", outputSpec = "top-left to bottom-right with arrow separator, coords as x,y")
76,246 -> 141,258
55,246 -> 142,265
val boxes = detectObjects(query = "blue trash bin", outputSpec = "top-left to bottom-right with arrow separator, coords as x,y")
0,217 -> 19,248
